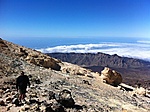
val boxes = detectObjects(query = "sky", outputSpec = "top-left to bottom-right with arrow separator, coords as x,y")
0,0 -> 150,38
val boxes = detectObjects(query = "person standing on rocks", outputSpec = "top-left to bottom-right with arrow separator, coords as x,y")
16,71 -> 30,102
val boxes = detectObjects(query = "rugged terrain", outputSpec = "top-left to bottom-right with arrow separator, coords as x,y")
0,38 -> 150,112
48,53 -> 150,88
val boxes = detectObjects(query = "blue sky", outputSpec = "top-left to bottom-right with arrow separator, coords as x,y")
0,0 -> 150,38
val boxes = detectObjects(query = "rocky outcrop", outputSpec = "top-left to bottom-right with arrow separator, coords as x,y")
25,53 -> 61,71
0,38 -> 61,71
61,63 -> 89,76
60,62 -> 101,78
101,67 -> 122,86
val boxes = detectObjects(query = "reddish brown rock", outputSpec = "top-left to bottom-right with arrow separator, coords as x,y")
101,67 -> 122,86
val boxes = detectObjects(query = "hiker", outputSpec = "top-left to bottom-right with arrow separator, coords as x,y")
16,71 -> 30,102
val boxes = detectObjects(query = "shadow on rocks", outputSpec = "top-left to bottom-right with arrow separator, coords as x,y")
72,104 -> 83,110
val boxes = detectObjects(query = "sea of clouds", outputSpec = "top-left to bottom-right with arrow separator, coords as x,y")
37,41 -> 150,61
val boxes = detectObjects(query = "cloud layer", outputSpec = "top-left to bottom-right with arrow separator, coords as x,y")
37,41 -> 150,61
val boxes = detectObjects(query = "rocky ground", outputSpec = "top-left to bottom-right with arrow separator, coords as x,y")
0,38 -> 150,112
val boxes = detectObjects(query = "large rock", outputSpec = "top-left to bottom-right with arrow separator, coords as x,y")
55,89 -> 75,108
101,67 -> 122,86
61,64 -> 89,76
26,54 -> 61,71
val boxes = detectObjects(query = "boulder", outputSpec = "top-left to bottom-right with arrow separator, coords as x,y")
55,89 -> 75,108
0,99 -> 5,106
61,65 -> 88,76
26,55 -> 61,71
101,67 -> 122,86
42,58 -> 61,70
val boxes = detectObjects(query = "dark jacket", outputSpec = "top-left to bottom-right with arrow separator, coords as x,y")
16,75 -> 30,90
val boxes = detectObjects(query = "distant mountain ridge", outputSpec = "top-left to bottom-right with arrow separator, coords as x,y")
47,52 -> 150,68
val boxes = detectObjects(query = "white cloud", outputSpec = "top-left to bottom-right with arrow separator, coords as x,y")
36,42 -> 150,61
137,40 -> 150,44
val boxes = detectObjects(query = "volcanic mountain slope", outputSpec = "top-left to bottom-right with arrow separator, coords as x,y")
48,53 -> 150,88
47,53 -> 150,68
0,38 -> 150,112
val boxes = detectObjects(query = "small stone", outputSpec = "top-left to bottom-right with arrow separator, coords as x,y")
0,89 -> 4,95
20,106 -> 26,111
29,99 -> 38,104
5,89 -> 11,93
6,97 -> 12,103
30,104 -> 39,111
12,98 -> 19,106
24,104 -> 30,110
30,93 -> 38,98
51,103 -> 65,112
3,93 -> 11,97
41,93 -> 47,97
6,104 -> 13,111
35,79 -> 41,84
49,91 -> 55,100
82,80 -> 91,85
39,105 -> 46,111
0,99 -> 5,106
